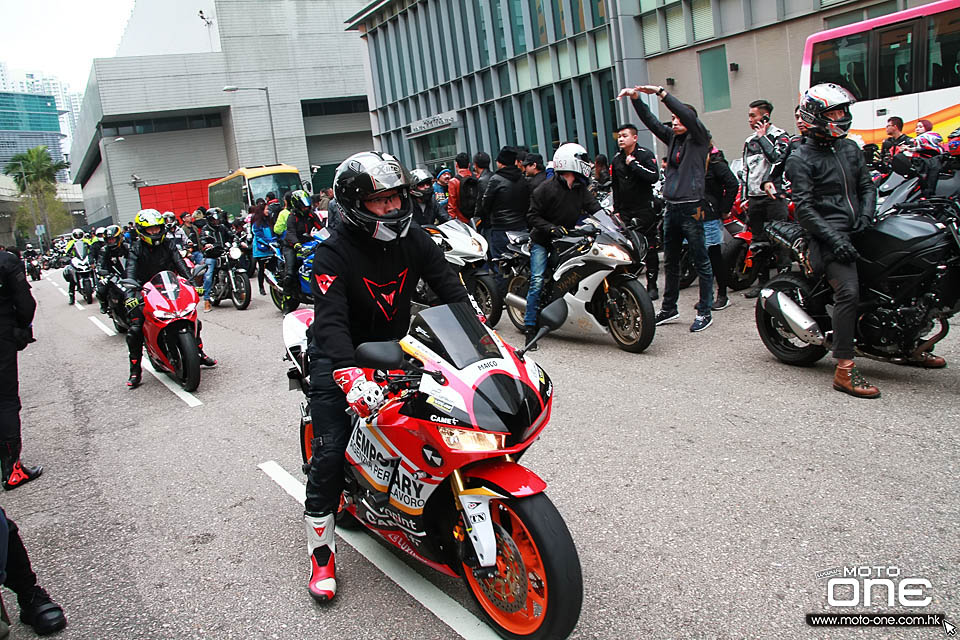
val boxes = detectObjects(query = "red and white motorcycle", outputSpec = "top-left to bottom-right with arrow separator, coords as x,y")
283,300 -> 583,640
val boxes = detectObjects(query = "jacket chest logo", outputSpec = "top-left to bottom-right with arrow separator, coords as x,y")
363,268 -> 408,321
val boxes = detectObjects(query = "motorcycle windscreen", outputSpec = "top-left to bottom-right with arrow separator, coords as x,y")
471,372 -> 545,440
591,210 -> 631,247
74,241 -> 88,260
410,302 -> 503,369
148,271 -> 182,301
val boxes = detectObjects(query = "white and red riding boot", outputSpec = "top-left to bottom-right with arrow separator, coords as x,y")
304,512 -> 336,602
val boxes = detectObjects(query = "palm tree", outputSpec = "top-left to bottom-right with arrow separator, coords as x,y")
3,146 -> 70,248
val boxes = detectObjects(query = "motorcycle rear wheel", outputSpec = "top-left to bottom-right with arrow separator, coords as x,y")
725,238 -> 758,291
506,275 -> 529,332
172,331 -> 202,391
462,494 -> 582,640
269,286 -> 284,311
470,273 -> 503,328
231,271 -> 252,310
606,278 -> 656,353
755,273 -> 828,366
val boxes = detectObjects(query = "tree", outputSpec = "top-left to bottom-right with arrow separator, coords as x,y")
3,146 -> 70,249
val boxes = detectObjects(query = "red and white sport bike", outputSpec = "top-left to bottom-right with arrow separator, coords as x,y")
283,300 -> 583,640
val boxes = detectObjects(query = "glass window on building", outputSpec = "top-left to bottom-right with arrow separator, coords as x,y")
468,76 -> 479,103
699,45 -> 731,111
595,27 -> 612,67
457,0 -> 475,74
497,64 -> 512,94
492,0 -> 508,62
639,0 -> 657,11
536,49 -> 554,85
598,69 -> 617,151
927,8 -> 960,90
434,8 -> 452,82
589,0 -> 605,25
877,25 -> 914,98
541,90 -> 560,152
501,99 -> 518,145
575,36 -> 590,75
571,0 -> 586,34
481,70 -> 494,100
373,32 -> 390,104
810,32 -> 869,100
551,0 -> 566,40
508,0 -> 527,54
474,1 -> 491,67
422,129 -> 458,173
579,76 -> 598,157
393,20 -> 409,98
641,13 -> 660,56
560,82 -> 578,143
558,41 -> 573,78
529,0 -> 547,48
411,8 -> 428,90
485,104 -> 501,152
665,3 -> 686,49
692,0 -> 714,41
517,56 -> 533,91
520,92 -> 539,152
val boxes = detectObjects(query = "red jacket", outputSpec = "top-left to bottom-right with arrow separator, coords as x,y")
446,168 -> 474,223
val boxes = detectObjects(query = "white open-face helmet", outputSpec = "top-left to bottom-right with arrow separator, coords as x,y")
552,143 -> 593,179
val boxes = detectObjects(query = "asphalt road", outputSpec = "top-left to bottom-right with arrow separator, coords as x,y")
5,269 -> 957,640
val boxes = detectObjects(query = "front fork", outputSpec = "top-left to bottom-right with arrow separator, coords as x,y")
449,460 -> 512,570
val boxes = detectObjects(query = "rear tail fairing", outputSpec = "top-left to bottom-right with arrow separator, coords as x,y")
283,308 -> 314,389
425,220 -> 488,267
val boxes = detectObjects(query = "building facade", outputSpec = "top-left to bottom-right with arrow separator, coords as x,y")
0,65 -> 84,158
347,0 -> 636,173
0,92 -> 68,182
347,0 -> 943,169
72,0 -> 374,225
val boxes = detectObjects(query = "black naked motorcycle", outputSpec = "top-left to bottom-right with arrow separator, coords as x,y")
756,198 -> 960,366
205,240 -> 252,310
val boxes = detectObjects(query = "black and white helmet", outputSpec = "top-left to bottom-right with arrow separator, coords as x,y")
798,83 -> 856,140
552,143 -> 593,179
333,151 -> 414,242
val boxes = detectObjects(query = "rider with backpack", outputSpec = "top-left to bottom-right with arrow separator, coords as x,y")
446,153 -> 478,223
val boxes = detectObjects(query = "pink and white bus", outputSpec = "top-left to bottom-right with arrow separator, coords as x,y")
801,0 -> 960,145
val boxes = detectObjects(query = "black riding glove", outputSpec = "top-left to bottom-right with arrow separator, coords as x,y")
832,236 -> 860,264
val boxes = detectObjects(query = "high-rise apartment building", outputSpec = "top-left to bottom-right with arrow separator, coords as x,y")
0,92 -> 69,182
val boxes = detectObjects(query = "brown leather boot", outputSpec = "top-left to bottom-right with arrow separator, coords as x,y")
833,364 -> 881,399
894,352 -> 947,369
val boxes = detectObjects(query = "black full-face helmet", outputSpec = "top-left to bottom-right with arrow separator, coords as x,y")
333,151 -> 414,242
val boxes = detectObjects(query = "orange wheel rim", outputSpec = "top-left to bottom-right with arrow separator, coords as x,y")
302,421 -> 314,463
464,500 -> 548,635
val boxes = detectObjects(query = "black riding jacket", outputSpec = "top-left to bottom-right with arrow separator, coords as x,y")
785,136 -> 877,243
124,238 -> 191,285
201,223 -> 234,249
97,242 -> 129,275
307,223 -> 469,368
283,209 -> 323,248
0,250 -> 36,331
477,166 -> 531,230
611,145 -> 659,214
411,193 -> 451,227
527,174 -> 602,246
703,151 -> 739,221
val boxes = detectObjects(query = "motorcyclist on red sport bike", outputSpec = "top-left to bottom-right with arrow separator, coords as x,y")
301,151 -> 470,602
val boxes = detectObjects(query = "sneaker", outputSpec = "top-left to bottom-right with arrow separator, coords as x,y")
655,309 -> 679,325
712,296 -> 730,311
690,314 -> 713,332
199,354 -> 217,367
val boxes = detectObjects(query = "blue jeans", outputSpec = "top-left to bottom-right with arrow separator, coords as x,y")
662,202 -> 713,315
203,258 -> 216,301
523,243 -> 549,328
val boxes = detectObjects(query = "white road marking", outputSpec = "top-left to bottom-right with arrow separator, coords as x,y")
75,301 -> 85,310
57,288 -> 68,298
88,316 -> 117,337
257,460 -> 501,640
141,360 -> 203,407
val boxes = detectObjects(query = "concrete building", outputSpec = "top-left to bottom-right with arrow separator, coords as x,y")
346,0 -> 945,168
72,0 -> 373,225
0,92 -> 68,182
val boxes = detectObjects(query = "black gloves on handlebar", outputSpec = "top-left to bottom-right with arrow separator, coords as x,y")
549,226 -> 565,239
831,235 -> 860,264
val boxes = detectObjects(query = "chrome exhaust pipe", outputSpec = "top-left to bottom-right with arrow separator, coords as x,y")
759,288 -> 825,345
504,292 -> 526,312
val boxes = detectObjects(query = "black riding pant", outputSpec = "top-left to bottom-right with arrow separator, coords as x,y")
824,259 -> 858,360
0,509 -> 40,599
0,333 -> 21,443
623,208 -> 660,283
748,196 -> 790,275
304,356 -> 351,516
282,246 -> 298,300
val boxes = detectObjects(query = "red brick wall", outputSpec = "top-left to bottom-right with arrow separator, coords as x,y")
138,178 -> 222,217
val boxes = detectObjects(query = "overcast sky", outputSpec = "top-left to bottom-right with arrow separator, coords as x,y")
0,0 -> 136,92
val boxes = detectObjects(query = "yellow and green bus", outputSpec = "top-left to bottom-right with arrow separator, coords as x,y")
208,164 -> 303,220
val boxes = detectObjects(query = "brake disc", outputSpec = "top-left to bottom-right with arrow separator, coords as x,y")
474,522 -> 527,613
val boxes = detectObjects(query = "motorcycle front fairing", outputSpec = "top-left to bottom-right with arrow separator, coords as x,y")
142,271 -> 200,368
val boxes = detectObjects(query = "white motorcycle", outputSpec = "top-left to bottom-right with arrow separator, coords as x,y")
414,219 -> 504,327
503,219 -> 656,353
64,242 -> 96,304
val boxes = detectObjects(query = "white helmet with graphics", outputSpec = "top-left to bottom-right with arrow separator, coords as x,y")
552,143 -> 593,179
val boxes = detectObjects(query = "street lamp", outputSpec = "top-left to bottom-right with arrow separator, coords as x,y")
102,136 -> 124,224
223,85 -> 279,164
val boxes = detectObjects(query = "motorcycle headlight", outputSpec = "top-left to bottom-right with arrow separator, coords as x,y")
438,427 -> 504,452
153,303 -> 196,320
229,247 -> 242,260
595,243 -> 632,262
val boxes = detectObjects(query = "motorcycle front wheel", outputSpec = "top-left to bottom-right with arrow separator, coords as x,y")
269,286 -> 284,311
506,274 -> 529,332
724,238 -> 759,291
469,273 -> 503,328
462,493 -> 582,640
605,278 -> 656,353
755,273 -> 828,366
82,280 -> 94,304
172,331 -> 202,391
231,270 -> 251,310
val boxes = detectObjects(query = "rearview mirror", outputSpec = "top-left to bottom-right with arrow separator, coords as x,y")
539,298 -> 568,331
355,341 -> 405,370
